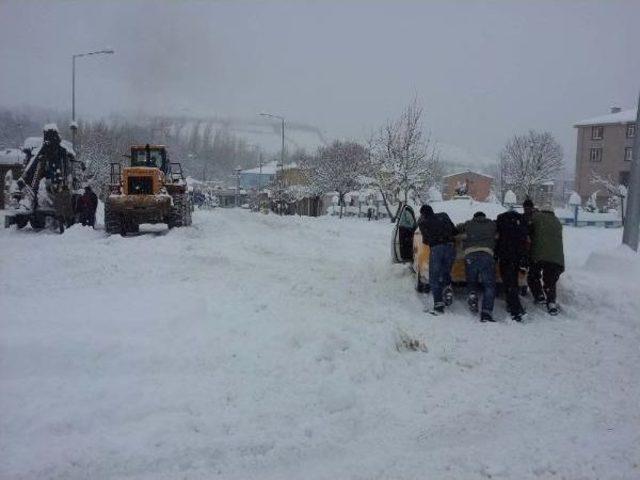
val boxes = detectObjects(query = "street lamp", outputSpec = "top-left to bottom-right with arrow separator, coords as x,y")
71,48 -> 114,148
235,166 -> 242,208
258,111 -> 285,181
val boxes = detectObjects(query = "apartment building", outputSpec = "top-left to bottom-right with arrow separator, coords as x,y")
574,107 -> 636,205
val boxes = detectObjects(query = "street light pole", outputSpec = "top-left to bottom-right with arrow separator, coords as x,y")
71,48 -> 114,148
258,111 -> 286,183
622,92 -> 640,251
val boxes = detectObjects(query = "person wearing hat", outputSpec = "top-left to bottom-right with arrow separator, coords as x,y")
527,201 -> 564,315
417,204 -> 457,315
457,211 -> 497,322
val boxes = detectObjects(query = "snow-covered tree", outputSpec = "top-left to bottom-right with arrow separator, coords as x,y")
303,140 -> 369,218
500,130 -> 563,201
590,171 -> 628,222
369,98 -> 442,221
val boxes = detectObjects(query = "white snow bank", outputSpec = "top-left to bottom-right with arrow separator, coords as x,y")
0,209 -> 638,479
583,244 -> 640,279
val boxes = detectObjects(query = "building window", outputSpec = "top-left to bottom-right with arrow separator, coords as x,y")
619,171 -> 630,186
625,147 -> 633,162
627,124 -> 636,138
589,147 -> 602,162
591,126 -> 604,140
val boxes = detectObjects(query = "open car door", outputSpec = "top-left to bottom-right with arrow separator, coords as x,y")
391,204 -> 417,263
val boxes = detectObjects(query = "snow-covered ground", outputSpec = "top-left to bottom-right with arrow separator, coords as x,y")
1,204 -> 639,479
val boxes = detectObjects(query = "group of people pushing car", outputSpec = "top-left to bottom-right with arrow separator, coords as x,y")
417,198 -> 564,322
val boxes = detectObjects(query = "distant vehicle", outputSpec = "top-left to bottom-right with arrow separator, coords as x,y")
391,204 -> 527,293
105,144 -> 192,235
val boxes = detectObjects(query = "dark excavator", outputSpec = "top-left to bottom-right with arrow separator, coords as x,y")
4,124 -> 84,231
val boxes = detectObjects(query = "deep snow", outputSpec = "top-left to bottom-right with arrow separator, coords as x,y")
0,204 -> 638,479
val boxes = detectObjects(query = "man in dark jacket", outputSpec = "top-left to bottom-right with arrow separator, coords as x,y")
53,185 -> 74,233
457,212 -> 497,322
496,207 -> 529,321
80,186 -> 99,228
527,204 -> 564,315
417,204 -> 457,314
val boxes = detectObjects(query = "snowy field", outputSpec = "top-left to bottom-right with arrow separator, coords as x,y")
1,203 -> 639,479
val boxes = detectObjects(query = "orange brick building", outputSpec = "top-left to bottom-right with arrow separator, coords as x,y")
442,170 -> 494,201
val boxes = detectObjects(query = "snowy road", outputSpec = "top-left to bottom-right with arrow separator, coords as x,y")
1,207 -> 639,479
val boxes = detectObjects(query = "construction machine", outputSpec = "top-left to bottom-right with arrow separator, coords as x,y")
104,144 -> 192,235
5,124 -> 84,231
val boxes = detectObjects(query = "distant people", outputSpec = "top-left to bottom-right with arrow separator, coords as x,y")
527,202 -> 564,315
367,206 -> 373,221
457,211 -> 497,322
80,186 -> 98,228
53,185 -> 74,233
522,198 -> 536,226
417,204 -> 457,315
496,205 -> 529,321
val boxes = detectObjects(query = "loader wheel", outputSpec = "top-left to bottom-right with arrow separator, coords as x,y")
168,193 -> 191,228
15,216 -> 28,229
104,202 -> 122,234
30,213 -> 46,230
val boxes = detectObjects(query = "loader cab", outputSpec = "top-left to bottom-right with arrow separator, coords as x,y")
130,145 -> 167,172
391,204 -> 417,263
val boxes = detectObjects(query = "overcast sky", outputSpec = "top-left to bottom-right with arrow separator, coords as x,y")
1,0 -> 638,169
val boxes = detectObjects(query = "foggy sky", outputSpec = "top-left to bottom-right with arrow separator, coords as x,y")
1,0 -> 638,169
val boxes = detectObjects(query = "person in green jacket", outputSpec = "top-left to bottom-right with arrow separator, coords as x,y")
527,203 -> 564,315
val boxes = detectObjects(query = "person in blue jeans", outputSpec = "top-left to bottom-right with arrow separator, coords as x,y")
417,205 -> 458,314
457,212 -> 497,322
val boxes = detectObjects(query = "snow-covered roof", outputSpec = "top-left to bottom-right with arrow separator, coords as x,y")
443,170 -> 494,179
574,108 -> 637,127
0,148 -> 26,165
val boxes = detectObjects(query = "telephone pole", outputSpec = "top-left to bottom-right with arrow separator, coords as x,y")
622,92 -> 640,251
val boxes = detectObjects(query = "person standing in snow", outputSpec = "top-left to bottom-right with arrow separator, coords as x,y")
417,204 -> 457,315
527,202 -> 564,315
80,186 -> 98,228
456,212 -> 497,322
496,206 -> 529,321
53,185 -> 74,233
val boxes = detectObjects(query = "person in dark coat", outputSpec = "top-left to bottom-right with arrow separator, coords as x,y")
80,186 -> 98,227
457,211 -> 497,322
496,207 -> 529,321
527,203 -> 565,315
417,204 -> 457,314
53,185 -> 74,233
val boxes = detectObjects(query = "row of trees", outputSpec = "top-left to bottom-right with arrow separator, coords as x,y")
1,104 -> 569,213
0,107 -> 266,199
302,99 -> 444,219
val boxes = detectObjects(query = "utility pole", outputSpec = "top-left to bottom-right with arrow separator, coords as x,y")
622,92 -> 640,251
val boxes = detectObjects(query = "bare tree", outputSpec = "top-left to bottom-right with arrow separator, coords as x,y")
500,130 -> 563,201
303,140 -> 369,218
369,98 -> 442,221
